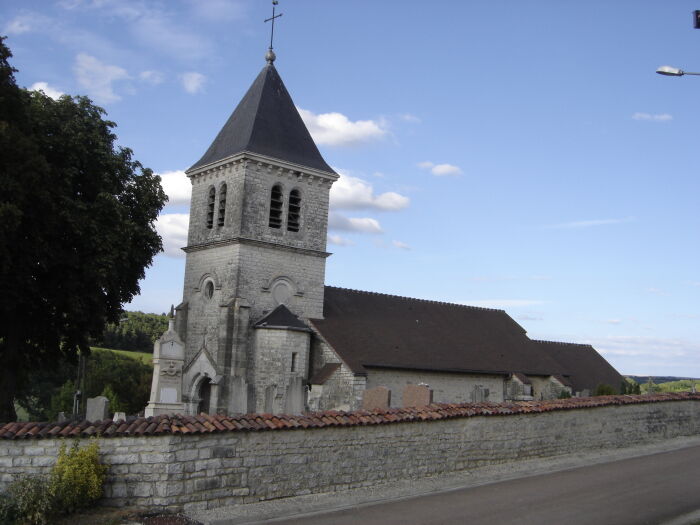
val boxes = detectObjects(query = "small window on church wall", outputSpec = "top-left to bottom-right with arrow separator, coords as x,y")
287,189 -> 301,232
217,183 -> 227,227
204,281 -> 214,300
206,187 -> 215,229
291,352 -> 298,372
269,184 -> 283,228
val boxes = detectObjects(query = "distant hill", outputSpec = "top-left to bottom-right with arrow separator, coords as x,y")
626,376 -> 699,384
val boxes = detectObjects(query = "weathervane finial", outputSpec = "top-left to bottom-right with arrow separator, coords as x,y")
264,0 -> 283,64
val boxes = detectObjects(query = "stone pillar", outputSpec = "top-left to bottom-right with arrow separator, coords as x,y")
145,316 -> 187,417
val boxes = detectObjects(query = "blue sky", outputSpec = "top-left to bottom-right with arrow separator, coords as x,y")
4,1 -> 699,377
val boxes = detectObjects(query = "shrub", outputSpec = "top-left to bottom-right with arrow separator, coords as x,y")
50,440 -> 107,514
558,390 -> 572,399
0,491 -> 19,524
593,383 -> 615,396
7,475 -> 54,525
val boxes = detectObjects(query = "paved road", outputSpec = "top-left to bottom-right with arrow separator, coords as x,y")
266,445 -> 700,525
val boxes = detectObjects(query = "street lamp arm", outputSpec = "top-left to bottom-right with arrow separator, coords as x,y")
656,65 -> 700,76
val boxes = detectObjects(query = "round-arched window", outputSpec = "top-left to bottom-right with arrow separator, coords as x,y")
204,281 -> 214,300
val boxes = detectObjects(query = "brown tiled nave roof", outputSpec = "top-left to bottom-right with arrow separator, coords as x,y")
1,393 -> 696,440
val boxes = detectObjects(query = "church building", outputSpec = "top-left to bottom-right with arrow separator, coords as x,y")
145,48 -> 624,417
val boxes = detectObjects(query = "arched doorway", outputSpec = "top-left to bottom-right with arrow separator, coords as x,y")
197,377 -> 212,414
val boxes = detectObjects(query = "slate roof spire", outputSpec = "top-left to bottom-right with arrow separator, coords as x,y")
189,60 -> 334,174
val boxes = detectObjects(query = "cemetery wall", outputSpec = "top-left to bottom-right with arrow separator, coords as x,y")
0,396 -> 698,512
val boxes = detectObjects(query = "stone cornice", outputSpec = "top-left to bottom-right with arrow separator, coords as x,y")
183,236 -> 331,258
185,151 -> 338,186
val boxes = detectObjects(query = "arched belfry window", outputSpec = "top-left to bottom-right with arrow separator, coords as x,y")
217,183 -> 227,227
287,189 -> 301,232
206,187 -> 215,229
269,184 -> 283,229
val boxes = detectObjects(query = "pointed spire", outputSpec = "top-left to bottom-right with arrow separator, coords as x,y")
189,64 -> 334,174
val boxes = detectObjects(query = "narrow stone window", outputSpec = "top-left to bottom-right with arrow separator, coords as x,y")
217,183 -> 227,227
269,184 -> 283,229
291,352 -> 298,372
206,187 -> 215,229
287,189 -> 301,232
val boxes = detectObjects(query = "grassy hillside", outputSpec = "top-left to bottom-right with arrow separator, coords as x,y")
91,346 -> 153,366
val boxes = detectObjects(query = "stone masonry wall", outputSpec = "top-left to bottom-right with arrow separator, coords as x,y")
366,369 -> 506,406
1,398 -> 698,513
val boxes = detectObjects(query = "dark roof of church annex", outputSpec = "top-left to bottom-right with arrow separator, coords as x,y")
254,304 -> 311,332
189,63 -> 334,174
532,340 -> 625,394
310,287 -> 568,377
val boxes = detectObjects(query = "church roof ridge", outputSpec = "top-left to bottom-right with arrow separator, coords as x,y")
531,339 -> 594,348
324,285 -> 505,313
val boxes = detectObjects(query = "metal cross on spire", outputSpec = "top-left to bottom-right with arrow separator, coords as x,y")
264,0 -> 283,63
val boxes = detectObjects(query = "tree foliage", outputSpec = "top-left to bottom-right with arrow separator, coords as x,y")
29,350 -> 153,421
97,310 -> 169,353
0,38 -> 167,421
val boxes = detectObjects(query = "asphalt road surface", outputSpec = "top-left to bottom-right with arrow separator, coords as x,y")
266,445 -> 700,525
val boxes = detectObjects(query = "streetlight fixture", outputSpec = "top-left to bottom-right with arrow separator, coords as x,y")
656,65 -> 700,76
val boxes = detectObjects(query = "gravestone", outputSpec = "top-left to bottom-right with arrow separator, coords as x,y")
284,376 -> 304,414
113,412 -> 126,422
362,386 -> 391,410
86,396 -> 109,422
57,412 -> 67,423
402,384 -> 433,408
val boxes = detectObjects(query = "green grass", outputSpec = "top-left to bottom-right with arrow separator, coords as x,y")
90,346 -> 153,366
641,379 -> 699,394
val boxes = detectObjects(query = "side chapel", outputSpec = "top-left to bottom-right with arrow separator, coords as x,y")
145,49 -> 624,417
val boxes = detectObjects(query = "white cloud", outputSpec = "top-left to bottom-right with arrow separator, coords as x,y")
330,173 -> 409,211
298,108 -> 388,146
399,113 -> 421,123
155,213 -> 189,258
632,112 -> 673,122
4,15 -> 32,35
418,161 -> 462,176
647,287 -> 669,296
392,240 -> 411,250
157,170 -> 191,207
62,0 -> 215,61
328,212 -> 382,234
186,0 -> 245,21
327,234 -> 355,247
516,314 -> 543,321
462,299 -> 544,309
586,336 -> 698,359
30,82 -> 64,100
547,217 -> 634,229
73,53 -> 129,103
181,72 -> 206,94
139,70 -> 164,85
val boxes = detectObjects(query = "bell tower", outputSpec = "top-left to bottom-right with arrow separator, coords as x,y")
171,50 -> 338,415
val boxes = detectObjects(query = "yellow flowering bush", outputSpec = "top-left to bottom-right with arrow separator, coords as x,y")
50,440 -> 107,514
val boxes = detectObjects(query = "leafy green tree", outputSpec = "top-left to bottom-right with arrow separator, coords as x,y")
98,310 -> 169,353
0,38 -> 167,421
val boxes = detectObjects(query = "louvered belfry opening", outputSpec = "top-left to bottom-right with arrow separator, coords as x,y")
218,183 -> 227,227
269,184 -> 283,228
287,189 -> 301,232
206,187 -> 216,229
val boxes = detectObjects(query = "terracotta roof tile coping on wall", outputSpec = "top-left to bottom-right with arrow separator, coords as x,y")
1,393 -> 698,440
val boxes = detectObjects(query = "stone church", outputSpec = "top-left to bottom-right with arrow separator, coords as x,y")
145,50 -> 624,417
